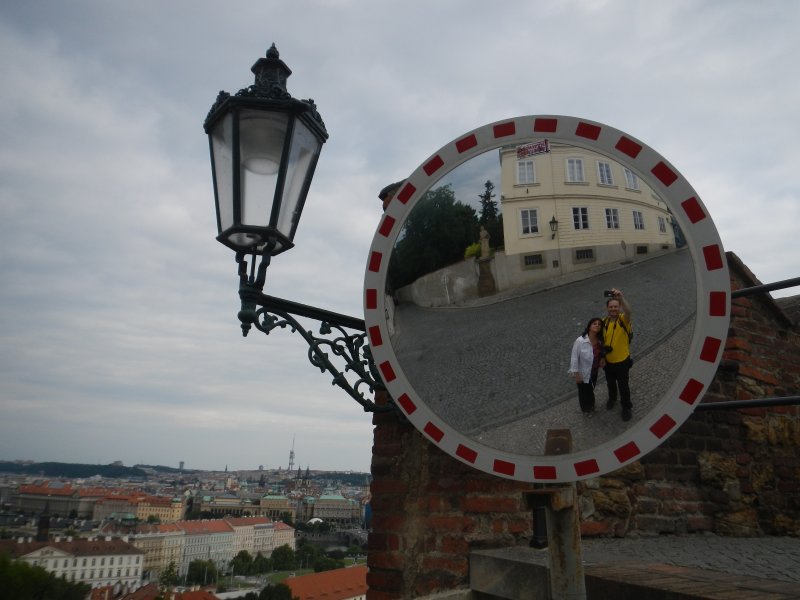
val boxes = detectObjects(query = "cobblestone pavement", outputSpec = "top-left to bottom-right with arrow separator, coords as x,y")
390,249 -> 696,455
579,535 -> 800,584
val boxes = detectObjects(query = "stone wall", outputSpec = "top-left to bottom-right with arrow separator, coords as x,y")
366,252 -> 799,599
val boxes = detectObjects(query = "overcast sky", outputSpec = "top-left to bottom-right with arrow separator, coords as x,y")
1,1 -> 798,474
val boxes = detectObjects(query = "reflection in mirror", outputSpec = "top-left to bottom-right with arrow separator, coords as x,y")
386,140 -> 696,456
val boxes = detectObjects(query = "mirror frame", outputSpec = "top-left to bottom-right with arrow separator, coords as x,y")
364,115 -> 730,483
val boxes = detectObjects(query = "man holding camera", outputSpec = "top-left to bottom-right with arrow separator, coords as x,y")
602,288 -> 634,421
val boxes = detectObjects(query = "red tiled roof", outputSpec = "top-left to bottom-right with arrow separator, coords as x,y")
224,516 -> 271,527
19,483 -> 76,496
0,538 -> 144,559
176,520 -> 234,535
120,584 -> 217,600
285,565 -> 367,600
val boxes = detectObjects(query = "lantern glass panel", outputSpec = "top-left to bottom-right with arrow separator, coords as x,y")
239,109 -> 289,228
276,119 -> 321,239
211,112 -> 234,235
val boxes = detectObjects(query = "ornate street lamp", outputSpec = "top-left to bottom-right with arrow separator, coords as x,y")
549,215 -> 559,239
204,43 -> 328,257
205,45 -> 389,413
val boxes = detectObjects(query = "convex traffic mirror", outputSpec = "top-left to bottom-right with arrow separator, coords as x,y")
364,116 -> 730,483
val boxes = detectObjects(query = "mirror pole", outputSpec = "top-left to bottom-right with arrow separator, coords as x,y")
526,429 -> 587,600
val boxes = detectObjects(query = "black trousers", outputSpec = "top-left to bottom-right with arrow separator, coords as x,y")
604,359 -> 632,410
577,382 -> 595,413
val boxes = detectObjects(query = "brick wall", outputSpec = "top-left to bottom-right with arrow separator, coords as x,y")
367,252 -> 799,599
579,252 -> 800,538
367,394 -> 534,599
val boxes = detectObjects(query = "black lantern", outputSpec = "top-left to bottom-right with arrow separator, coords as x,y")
549,216 -> 559,239
204,44 -> 328,256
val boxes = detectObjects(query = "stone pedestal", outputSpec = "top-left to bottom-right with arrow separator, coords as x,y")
477,257 -> 496,297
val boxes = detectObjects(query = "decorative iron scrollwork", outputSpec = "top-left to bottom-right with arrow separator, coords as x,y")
251,306 -> 392,413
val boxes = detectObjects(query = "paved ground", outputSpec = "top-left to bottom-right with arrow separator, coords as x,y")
390,249 -> 696,455
579,534 -> 800,584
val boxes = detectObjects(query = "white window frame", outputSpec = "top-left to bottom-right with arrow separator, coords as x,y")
658,216 -> 667,233
624,168 -> 639,190
519,208 -> 539,235
597,161 -> 614,185
605,208 -> 620,229
566,157 -> 585,183
517,160 -> 535,184
633,210 -> 645,230
572,207 -> 589,230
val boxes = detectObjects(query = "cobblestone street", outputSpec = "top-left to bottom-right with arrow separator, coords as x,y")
391,249 -> 696,454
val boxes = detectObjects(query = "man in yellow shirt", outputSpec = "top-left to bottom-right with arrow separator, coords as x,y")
602,288 -> 633,422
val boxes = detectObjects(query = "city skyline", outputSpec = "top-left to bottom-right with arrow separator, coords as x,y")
1,2 -> 799,473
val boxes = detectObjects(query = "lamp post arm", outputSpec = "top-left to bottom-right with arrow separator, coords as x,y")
239,285 -> 394,414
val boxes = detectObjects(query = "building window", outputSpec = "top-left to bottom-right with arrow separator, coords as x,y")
517,160 -> 535,184
624,168 -> 639,190
572,207 -> 589,230
574,248 -> 595,263
522,253 -> 544,270
633,211 -> 645,230
597,161 -> 613,185
520,208 -> 539,235
605,208 -> 619,229
566,158 -> 585,182
658,216 -> 667,233
636,245 -> 648,255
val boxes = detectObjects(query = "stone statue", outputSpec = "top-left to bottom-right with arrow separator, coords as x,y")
479,226 -> 490,259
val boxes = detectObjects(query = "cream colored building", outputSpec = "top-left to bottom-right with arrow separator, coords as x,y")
499,141 -> 676,287
0,537 -> 143,592
224,516 -> 271,556
253,521 -> 276,557
130,523 -> 185,581
136,496 -> 185,523
273,521 -> 296,551
260,494 -> 296,521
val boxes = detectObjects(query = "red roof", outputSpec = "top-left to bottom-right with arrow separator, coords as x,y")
176,520 -> 233,535
285,565 -> 367,600
224,516 -> 271,527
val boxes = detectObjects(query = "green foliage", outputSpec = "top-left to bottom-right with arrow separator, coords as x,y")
464,242 -> 481,259
388,185 -> 479,290
0,461 -> 147,479
252,552 -> 271,574
259,583 -> 297,600
0,553 -> 91,600
295,541 -> 321,569
313,556 -> 345,572
159,561 -> 179,588
230,549 -> 254,575
186,559 -> 218,585
270,544 -> 296,571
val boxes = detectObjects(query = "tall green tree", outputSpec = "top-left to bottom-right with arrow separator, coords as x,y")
478,180 -> 504,249
388,184 -> 479,290
252,552 -> 271,574
230,550 -> 254,575
159,561 -> 179,588
270,544 -> 296,571
186,559 -> 218,585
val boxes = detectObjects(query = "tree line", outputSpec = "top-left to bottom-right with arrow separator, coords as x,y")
388,180 -> 503,291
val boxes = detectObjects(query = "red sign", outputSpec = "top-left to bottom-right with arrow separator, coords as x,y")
517,139 -> 550,159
